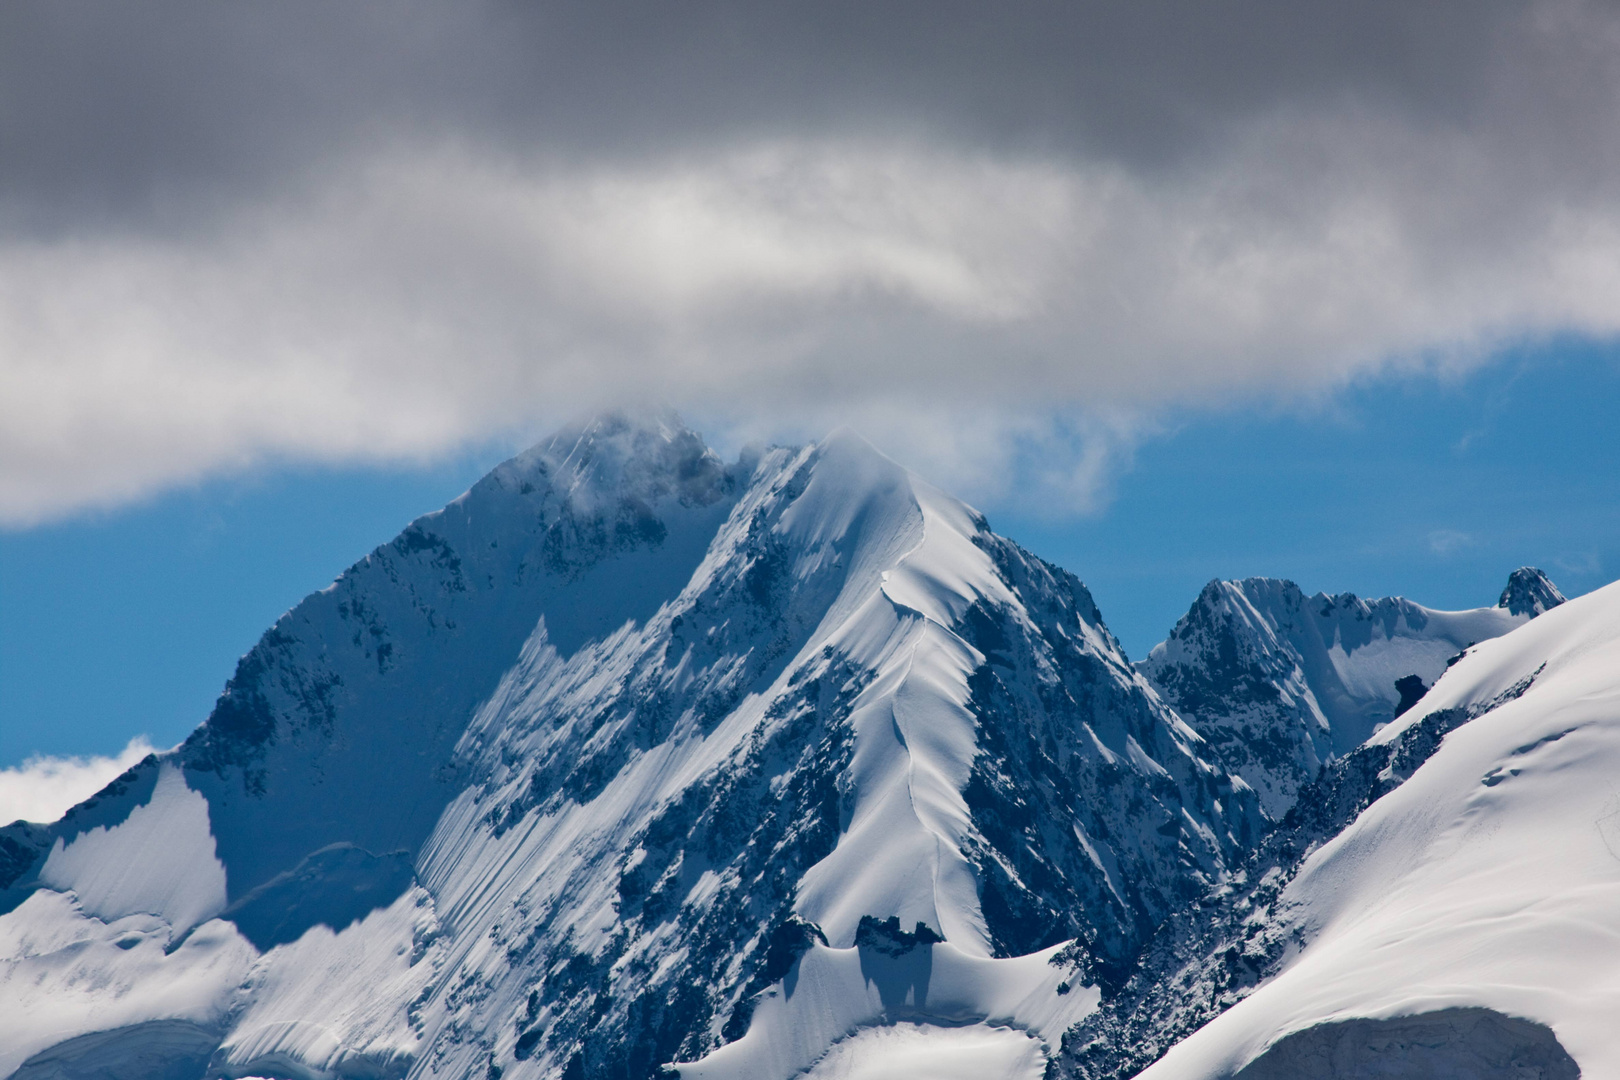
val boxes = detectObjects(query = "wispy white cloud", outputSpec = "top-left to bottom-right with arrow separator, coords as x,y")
1554,550 -> 1604,577
1428,529 -> 1474,556
0,738 -> 157,826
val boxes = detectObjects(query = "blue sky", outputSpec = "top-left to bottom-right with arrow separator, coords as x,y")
5,342 -> 1615,769
1010,341 -> 1620,649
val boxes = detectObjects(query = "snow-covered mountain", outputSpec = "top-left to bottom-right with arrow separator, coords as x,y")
1118,574 -> 1620,1080
0,415 -> 1260,1080
4,414 -> 1609,1080
1138,572 -> 1563,818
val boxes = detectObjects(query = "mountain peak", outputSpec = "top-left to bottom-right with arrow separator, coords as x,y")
490,409 -> 734,513
0,417 -> 1263,1080
1142,574 -> 1530,818
1498,566 -> 1566,617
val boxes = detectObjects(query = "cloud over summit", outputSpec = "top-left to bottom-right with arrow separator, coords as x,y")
4,0 -> 1619,522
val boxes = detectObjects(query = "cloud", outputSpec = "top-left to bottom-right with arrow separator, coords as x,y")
0,737 -> 157,826
3,1 -> 1620,522
1554,550 -> 1604,577
1427,530 -> 1474,556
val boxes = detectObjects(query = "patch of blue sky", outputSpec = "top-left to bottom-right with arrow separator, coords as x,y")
1002,339 -> 1620,659
2,342 -> 1616,766
0,448 -> 508,766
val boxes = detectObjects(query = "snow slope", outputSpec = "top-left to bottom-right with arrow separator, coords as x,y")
1139,572 -> 1561,818
37,764 -> 227,936
0,890 -> 255,1077
0,415 -> 1258,1080
1134,576 -> 1620,1079
679,938 -> 1097,1080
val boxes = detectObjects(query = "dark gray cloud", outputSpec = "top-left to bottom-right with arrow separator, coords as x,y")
3,0 -> 1619,522
5,0 -> 1598,222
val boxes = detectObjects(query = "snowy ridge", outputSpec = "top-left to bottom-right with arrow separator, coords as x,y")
0,416 -> 1257,1080
1133,577 -> 1620,1079
1139,574 -> 1554,818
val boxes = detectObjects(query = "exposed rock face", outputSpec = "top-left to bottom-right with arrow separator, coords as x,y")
1232,1009 -> 1579,1080
1137,575 -> 1546,818
1498,566 -> 1566,617
953,532 -> 1260,983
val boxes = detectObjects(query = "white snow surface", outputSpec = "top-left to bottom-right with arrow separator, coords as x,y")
216,886 -> 444,1080
37,763 -> 228,935
799,1022 -> 1047,1080
1321,604 -> 1519,714
1137,577 -> 1620,1079
676,941 -> 1098,1079
0,891 -> 255,1077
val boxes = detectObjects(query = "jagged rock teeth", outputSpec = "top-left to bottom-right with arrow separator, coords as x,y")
1138,576 -> 1533,820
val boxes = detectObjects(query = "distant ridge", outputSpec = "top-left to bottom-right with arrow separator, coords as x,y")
1137,571 -> 1557,818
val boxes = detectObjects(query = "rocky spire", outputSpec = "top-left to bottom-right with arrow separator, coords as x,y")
1498,567 -> 1566,618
